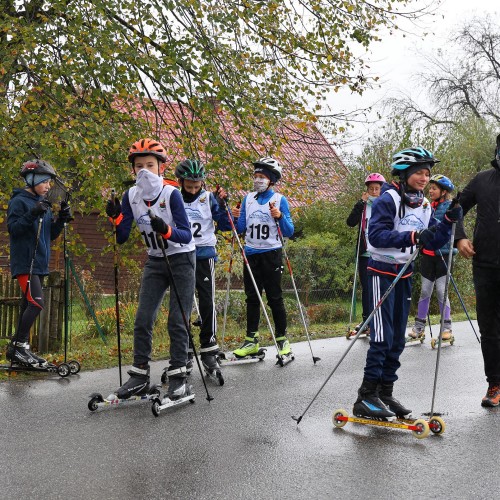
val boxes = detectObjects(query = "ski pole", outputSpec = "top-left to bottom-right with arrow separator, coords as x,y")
428,221 -> 457,418
427,313 -> 433,339
148,210 -> 214,402
437,250 -> 480,343
270,202 -> 320,364
292,247 -> 421,424
347,215 -> 363,336
221,234 -> 236,353
111,189 -> 123,386
221,198 -> 286,366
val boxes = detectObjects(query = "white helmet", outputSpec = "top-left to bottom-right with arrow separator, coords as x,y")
253,157 -> 282,182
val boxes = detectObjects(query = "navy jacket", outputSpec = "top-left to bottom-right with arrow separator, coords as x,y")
7,188 -> 64,277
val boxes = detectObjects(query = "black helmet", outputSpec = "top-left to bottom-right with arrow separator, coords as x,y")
20,159 -> 57,179
175,159 -> 206,181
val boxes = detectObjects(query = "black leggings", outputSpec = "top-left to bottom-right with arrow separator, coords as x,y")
14,274 -> 44,344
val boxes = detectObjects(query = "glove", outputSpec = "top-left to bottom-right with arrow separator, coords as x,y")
150,214 -> 170,236
30,199 -> 51,216
445,204 -> 463,223
106,197 -> 122,219
59,201 -> 73,222
214,185 -> 228,205
414,228 -> 436,248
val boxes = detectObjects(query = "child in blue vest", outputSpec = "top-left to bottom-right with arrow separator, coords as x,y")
174,159 -> 232,378
353,147 -> 462,420
105,138 -> 195,401
230,157 -> 294,359
410,174 -> 457,340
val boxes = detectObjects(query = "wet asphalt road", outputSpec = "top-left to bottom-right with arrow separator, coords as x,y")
1,321 -> 498,500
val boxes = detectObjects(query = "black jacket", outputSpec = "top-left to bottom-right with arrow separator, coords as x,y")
455,162 -> 500,269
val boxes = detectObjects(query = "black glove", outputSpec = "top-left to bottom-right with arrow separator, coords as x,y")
30,199 -> 51,216
59,201 -> 73,222
415,228 -> 436,248
445,204 -> 463,223
150,214 -> 170,235
106,197 -> 122,219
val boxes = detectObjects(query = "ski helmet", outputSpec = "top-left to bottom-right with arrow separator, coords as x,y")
253,157 -> 282,183
391,147 -> 439,177
20,159 -> 57,179
175,159 -> 206,181
364,173 -> 386,185
128,138 -> 167,164
429,174 -> 454,192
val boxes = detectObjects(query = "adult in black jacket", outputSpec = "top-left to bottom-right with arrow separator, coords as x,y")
455,134 -> 500,407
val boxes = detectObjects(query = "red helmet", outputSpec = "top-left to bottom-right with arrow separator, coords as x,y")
365,173 -> 386,185
128,138 -> 167,164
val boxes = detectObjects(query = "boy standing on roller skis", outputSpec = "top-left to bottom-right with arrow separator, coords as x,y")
105,138 -> 195,400
174,159 -> 232,379
230,157 -> 294,360
7,159 -> 73,367
409,174 -> 457,341
346,173 -> 386,336
353,147 -> 462,420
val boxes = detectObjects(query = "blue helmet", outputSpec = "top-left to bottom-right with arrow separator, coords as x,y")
430,174 -> 454,192
391,147 -> 439,175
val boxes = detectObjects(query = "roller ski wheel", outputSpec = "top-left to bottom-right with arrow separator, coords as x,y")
151,386 -> 195,417
276,352 -> 295,367
332,408 -> 431,439
430,336 -> 454,349
87,386 -> 160,412
428,416 -> 446,435
204,367 -> 224,386
68,360 -> 81,374
218,348 -> 266,365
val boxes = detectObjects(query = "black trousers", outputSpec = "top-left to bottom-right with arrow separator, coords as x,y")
358,256 -> 370,320
473,266 -> 500,384
195,258 -> 217,347
244,249 -> 287,337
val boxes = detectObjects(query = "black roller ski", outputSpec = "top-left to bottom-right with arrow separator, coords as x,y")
87,385 -> 161,412
218,348 -> 267,365
276,352 -> 295,367
151,387 -> 195,417
203,361 -> 224,386
0,360 -> 77,378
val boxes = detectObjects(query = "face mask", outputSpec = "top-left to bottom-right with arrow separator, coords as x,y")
253,178 -> 270,193
136,169 -> 163,201
368,195 -> 377,203
403,190 -> 424,209
181,188 -> 198,203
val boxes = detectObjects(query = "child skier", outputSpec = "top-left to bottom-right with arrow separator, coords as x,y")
409,174 -> 456,341
346,173 -> 386,336
353,147 -> 462,420
174,159 -> 232,380
7,159 -> 73,366
230,157 -> 294,360
105,138 -> 195,400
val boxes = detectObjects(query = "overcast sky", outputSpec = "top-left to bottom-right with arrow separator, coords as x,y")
328,0 -> 500,158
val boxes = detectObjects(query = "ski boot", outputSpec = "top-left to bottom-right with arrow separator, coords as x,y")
481,383 -> 500,407
347,321 -> 370,339
378,382 -> 412,418
406,318 -> 425,344
200,344 -> 224,386
431,321 -> 454,349
276,336 -> 294,366
233,333 -> 261,359
353,379 -> 396,421
152,366 -> 195,416
6,341 -> 48,367
115,366 -> 150,399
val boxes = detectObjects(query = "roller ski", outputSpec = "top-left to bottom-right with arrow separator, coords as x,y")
276,336 -> 294,367
151,366 -> 195,417
200,345 -> 224,386
2,342 -> 79,378
220,334 -> 267,365
430,322 -> 454,348
332,409 -> 446,439
346,322 -> 370,340
405,319 -> 426,345
88,366 -> 160,412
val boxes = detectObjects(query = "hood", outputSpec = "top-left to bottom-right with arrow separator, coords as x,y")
11,187 -> 40,200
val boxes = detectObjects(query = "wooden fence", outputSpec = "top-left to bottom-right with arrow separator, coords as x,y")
0,271 -> 64,352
